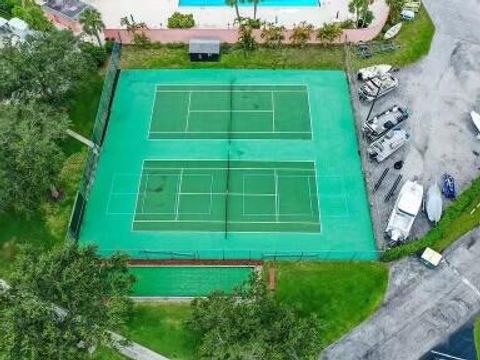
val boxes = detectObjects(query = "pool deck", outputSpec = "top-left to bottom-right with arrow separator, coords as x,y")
84,0 -> 388,29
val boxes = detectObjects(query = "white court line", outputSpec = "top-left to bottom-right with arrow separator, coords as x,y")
174,169 -> 184,220
139,173 -> 150,214
274,170 -> 279,222
143,166 -> 316,172
307,176 -> 315,216
131,160 -> 146,231
134,219 -> 320,225
271,91 -> 276,132
156,90 -> 307,93
188,109 -> 273,113
306,84 -> 314,141
147,90 -> 159,141
314,163 -> 323,233
149,130 -> 310,134
185,91 -> 192,132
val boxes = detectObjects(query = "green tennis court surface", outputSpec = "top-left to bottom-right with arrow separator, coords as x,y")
150,84 -> 311,139
131,266 -> 253,297
80,70 -> 376,261
134,160 -> 320,232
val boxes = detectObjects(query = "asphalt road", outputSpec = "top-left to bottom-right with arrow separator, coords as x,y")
351,0 -> 480,249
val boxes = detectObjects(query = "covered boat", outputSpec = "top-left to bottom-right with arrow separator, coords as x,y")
358,74 -> 399,102
357,64 -> 393,81
367,128 -> 409,162
384,23 -> 403,40
362,105 -> 409,141
425,183 -> 442,224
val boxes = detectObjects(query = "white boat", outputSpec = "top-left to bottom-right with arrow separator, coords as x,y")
425,183 -> 442,224
471,111 -> 480,139
401,9 -> 415,21
367,128 -> 409,162
385,180 -> 424,245
384,23 -> 403,40
358,74 -> 399,102
357,64 -> 393,81
362,104 -> 409,141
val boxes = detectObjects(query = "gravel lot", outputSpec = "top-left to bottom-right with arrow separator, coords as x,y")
350,0 -> 480,249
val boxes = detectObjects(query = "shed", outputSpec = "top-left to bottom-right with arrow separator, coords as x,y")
189,38 -> 220,62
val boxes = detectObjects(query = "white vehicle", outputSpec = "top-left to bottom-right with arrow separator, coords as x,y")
357,64 -> 393,81
471,110 -> 480,139
425,182 -> 443,224
358,74 -> 399,102
367,128 -> 409,162
385,180 -> 424,245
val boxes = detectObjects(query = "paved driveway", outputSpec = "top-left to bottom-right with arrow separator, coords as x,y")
321,229 -> 480,360
352,0 -> 480,247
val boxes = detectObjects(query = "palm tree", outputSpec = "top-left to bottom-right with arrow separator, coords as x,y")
225,0 -> 242,23
79,8 -> 105,47
316,23 -> 343,46
248,0 -> 261,20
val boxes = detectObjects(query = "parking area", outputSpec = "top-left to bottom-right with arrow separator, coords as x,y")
350,0 -> 480,248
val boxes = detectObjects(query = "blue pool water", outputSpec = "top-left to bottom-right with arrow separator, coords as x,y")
179,0 -> 318,6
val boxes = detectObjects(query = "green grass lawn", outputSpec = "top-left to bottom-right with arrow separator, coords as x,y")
272,262 -> 388,348
105,262 -> 388,359
351,7 -> 435,69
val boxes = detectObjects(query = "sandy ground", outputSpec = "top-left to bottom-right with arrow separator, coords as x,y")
349,0 -> 480,250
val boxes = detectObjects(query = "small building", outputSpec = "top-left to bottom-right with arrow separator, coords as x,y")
42,0 -> 89,33
189,38 -> 220,62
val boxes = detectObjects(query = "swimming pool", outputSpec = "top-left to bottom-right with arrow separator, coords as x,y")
179,0 -> 318,6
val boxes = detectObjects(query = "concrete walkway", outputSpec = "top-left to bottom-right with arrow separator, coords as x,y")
321,228 -> 480,360
111,332 -> 170,360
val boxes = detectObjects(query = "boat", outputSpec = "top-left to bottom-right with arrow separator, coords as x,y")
362,105 -> 409,141
385,180 -> 424,246
384,23 -> 403,40
442,173 -> 456,199
367,128 -> 409,162
357,64 -> 393,81
401,9 -> 415,21
425,183 -> 442,224
471,111 -> 480,139
358,74 -> 399,102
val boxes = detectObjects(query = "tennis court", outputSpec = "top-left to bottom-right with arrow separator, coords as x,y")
150,84 -> 311,139
79,70 -> 376,262
134,160 -> 320,232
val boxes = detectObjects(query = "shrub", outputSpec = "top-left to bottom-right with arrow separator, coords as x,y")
167,12 -> 195,29
80,42 -> 107,67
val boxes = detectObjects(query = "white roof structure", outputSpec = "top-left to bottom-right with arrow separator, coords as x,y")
0,17 -> 8,28
7,17 -> 29,32
421,247 -> 442,267
189,38 -> 220,54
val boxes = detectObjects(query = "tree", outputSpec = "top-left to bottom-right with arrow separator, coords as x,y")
120,14 -> 150,46
289,21 -> 314,48
187,276 -> 322,359
386,0 -> 405,24
0,244 -> 134,360
260,22 -> 286,48
237,20 -> 257,53
10,0 -> 53,32
0,101 -> 69,215
247,0 -> 261,20
348,0 -> 373,28
225,0 -> 243,24
316,23 -> 343,45
0,30 -> 94,105
79,7 -> 105,46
